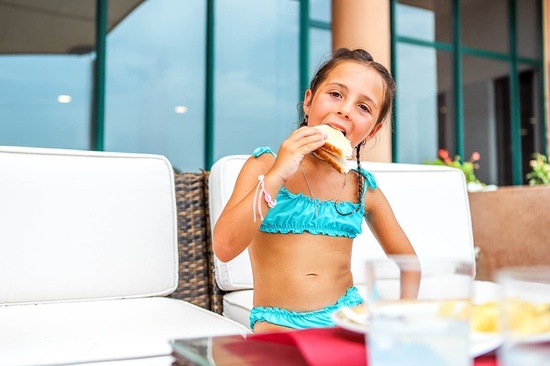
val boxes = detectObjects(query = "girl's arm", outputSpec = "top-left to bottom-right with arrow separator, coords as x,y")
364,187 -> 415,256
213,126 -> 327,262
213,155 -> 280,262
364,187 -> 419,298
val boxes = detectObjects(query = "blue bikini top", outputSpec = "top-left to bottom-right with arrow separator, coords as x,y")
252,147 -> 378,238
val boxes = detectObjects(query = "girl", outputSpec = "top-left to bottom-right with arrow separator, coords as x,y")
213,48 -> 416,333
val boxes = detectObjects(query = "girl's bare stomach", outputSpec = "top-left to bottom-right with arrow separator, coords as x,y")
249,232 -> 355,312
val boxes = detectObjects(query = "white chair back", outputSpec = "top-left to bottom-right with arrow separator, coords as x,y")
0,146 -> 178,304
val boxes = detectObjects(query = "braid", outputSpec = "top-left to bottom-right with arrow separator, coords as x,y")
356,145 -> 364,206
335,144 -> 363,216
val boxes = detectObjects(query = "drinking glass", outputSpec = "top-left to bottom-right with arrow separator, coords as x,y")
496,266 -> 550,366
365,255 -> 474,366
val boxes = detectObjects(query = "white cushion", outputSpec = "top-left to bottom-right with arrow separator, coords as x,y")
0,297 -> 249,366
223,290 -> 255,330
0,146 -> 251,365
209,155 -> 475,291
0,146 -> 178,304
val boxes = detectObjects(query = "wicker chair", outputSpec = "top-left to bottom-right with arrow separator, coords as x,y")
170,171 -> 225,314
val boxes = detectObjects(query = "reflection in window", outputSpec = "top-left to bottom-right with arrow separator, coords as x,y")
309,28 -> 332,80
0,55 -> 91,150
461,0 -> 508,53
310,0 -> 331,22
395,44 -> 439,164
517,0 -> 541,58
518,65 -> 542,182
462,55 -> 509,185
105,0 -> 206,172
214,0 -> 299,160
436,52 -> 455,156
397,0 -> 451,43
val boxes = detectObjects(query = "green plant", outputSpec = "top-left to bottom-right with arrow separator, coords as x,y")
526,153 -> 550,186
424,149 -> 483,185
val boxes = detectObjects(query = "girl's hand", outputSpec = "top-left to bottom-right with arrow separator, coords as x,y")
270,126 -> 327,183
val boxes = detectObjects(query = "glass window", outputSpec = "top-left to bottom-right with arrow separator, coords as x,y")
395,44 -> 452,164
517,0 -> 541,58
309,28 -> 332,81
310,0 -> 331,22
105,0 -> 206,172
435,51 -> 455,156
461,0 -> 508,53
397,0 -> 452,43
0,0 -> 94,150
395,0 -> 545,186
462,55 -> 510,186
518,64 -> 543,181
0,56 -> 91,149
214,0 -> 299,160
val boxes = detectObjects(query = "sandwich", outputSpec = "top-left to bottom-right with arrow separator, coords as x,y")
313,124 -> 352,174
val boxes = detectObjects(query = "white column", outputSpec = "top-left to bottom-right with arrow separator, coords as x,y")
332,0 -> 392,162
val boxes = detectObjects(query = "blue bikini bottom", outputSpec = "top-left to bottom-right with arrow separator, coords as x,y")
249,286 -> 363,330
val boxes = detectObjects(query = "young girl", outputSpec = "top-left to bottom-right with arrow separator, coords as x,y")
213,48 -> 416,333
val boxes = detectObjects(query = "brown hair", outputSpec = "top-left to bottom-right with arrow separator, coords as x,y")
304,48 -> 396,128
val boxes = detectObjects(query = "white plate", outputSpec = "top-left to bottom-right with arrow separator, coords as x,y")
514,331 -> 550,344
331,305 -> 369,333
331,306 -> 502,358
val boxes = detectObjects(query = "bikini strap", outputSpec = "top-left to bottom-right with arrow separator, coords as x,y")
253,147 -> 276,158
354,166 -> 378,192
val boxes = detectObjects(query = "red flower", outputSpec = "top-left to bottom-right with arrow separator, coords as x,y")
438,149 -> 452,164
438,149 -> 449,160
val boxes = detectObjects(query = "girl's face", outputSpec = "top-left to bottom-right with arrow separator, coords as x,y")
303,61 -> 385,148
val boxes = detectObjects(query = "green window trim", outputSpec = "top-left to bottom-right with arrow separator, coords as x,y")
92,0 -> 108,151
392,0 -> 546,185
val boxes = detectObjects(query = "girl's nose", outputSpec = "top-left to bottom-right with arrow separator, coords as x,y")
337,101 -> 353,119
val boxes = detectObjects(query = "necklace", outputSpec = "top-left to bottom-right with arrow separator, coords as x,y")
300,161 -> 347,216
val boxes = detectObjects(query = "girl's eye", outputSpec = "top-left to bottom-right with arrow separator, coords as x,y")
359,104 -> 370,112
330,91 -> 342,98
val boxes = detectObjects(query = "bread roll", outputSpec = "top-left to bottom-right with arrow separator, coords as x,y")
313,125 -> 352,174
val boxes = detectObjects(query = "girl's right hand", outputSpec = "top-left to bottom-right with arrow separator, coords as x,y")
269,126 -> 327,183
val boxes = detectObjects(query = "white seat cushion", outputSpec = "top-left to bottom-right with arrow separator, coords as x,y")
0,146 -> 251,365
0,297 -> 250,366
222,290 -> 255,330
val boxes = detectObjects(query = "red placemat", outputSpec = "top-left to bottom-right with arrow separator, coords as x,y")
250,327 -> 498,366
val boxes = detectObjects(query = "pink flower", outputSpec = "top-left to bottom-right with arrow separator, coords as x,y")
438,149 -> 453,164
470,152 -> 481,162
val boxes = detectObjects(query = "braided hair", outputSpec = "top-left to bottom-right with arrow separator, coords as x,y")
334,144 -> 364,216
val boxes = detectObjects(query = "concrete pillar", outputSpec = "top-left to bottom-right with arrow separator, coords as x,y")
332,0 -> 392,162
